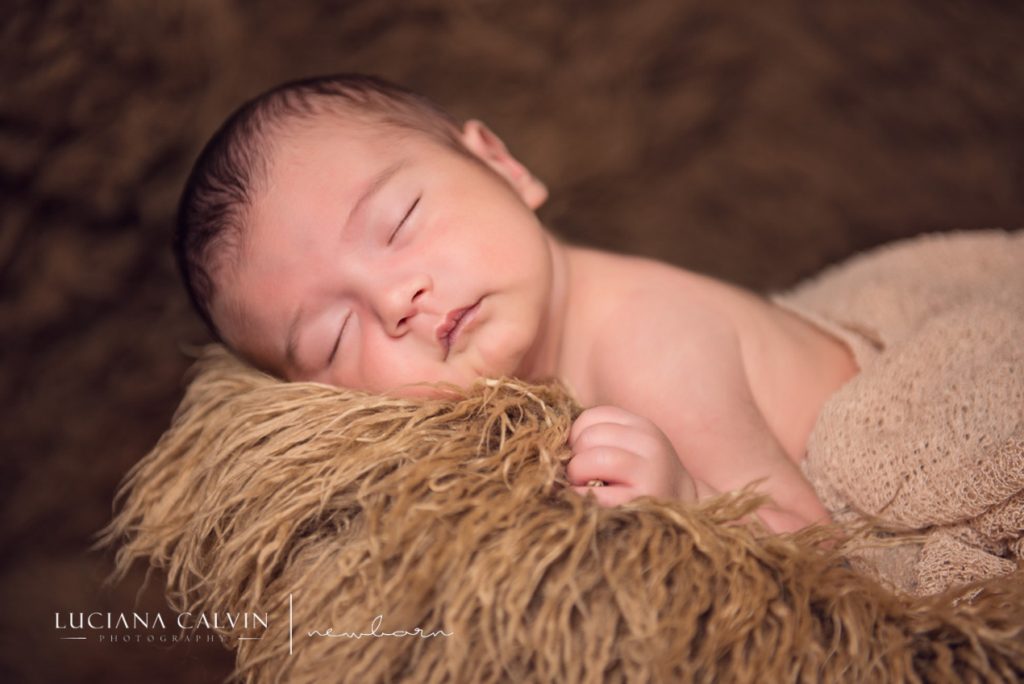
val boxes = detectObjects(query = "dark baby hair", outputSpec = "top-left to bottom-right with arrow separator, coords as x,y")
174,73 -> 465,340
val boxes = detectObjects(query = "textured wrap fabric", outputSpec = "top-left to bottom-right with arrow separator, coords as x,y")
773,229 -> 1024,596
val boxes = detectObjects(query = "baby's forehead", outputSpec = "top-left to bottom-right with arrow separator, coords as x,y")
256,113 -> 456,217
254,117 -> 385,196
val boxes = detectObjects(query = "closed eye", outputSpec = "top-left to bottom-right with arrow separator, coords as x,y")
326,312 -> 351,367
387,196 -> 421,245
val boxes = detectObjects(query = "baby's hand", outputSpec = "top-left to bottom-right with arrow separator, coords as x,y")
567,405 -> 698,507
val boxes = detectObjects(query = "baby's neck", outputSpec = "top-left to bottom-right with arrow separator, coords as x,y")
514,232 -> 573,384
515,236 -> 616,403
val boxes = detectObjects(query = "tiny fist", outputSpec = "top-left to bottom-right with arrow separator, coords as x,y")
567,404 -> 698,505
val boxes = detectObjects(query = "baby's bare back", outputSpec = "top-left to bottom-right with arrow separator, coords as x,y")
557,245 -> 857,529
561,245 -> 858,464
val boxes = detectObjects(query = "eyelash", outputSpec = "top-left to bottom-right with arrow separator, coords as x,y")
387,196 -> 421,245
327,312 -> 350,366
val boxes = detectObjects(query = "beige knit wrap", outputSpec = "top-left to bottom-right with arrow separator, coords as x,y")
773,228 -> 1024,596
98,231 -> 1024,682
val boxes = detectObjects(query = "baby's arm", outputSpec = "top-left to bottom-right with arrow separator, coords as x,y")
568,402 -> 823,532
581,297 -> 829,533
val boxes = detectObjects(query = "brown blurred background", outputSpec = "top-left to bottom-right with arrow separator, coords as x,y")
2,1 -> 1023,681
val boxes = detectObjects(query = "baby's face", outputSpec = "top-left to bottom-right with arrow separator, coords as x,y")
211,115 -> 556,397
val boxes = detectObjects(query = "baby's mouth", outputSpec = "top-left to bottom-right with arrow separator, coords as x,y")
437,298 -> 482,359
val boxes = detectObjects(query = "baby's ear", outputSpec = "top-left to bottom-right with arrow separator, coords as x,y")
460,120 -> 548,209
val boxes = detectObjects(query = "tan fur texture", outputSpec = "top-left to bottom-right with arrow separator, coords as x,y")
99,346 -> 1024,682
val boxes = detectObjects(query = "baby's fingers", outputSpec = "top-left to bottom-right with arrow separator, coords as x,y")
566,446 -> 635,487
570,483 -> 639,508
569,405 -> 646,445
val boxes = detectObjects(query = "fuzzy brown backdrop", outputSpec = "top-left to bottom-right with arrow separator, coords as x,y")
3,1 -> 1024,682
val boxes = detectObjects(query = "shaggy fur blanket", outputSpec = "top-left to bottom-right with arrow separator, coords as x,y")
99,232 -> 1024,683
773,229 -> 1024,596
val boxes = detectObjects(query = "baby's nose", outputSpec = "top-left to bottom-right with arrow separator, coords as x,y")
381,274 -> 431,335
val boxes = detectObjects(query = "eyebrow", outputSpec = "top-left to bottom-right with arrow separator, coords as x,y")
283,160 -> 406,369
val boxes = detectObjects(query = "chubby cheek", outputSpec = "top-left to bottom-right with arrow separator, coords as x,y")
350,340 -> 447,395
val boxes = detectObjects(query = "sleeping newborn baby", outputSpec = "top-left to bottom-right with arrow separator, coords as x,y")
176,74 -> 859,533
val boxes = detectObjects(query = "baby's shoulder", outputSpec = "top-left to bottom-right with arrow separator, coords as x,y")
577,255 -> 749,404
570,246 -> 734,317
